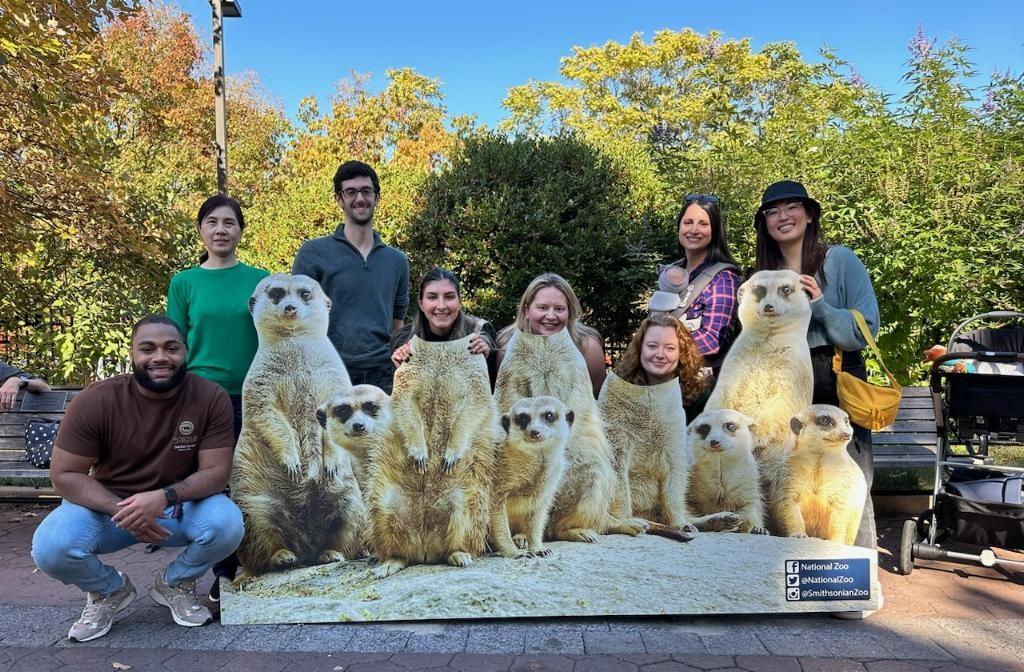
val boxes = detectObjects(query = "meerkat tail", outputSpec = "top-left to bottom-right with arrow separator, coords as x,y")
645,521 -> 698,543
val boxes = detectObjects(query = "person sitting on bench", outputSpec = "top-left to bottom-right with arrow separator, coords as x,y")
0,360 -> 51,409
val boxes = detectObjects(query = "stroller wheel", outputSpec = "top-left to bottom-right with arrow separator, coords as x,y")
898,519 -> 918,575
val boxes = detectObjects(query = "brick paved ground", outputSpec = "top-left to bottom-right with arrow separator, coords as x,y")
1,504 -> 1022,672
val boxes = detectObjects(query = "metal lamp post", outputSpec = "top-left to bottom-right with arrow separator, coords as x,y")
210,0 -> 242,194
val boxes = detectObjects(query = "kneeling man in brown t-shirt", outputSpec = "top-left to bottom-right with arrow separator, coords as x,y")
31,315 -> 243,642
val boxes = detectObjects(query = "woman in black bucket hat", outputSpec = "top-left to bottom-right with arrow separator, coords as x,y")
753,180 -> 881,553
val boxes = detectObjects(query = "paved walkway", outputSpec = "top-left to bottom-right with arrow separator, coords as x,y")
1,505 -> 1022,671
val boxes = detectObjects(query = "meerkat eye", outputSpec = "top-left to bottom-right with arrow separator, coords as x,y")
752,285 -> 767,300
515,413 -> 530,429
724,422 -> 738,432
543,411 -> 555,423
299,288 -> 312,301
268,287 -> 286,303
780,285 -> 793,296
332,404 -> 353,423
361,401 -> 379,416
817,415 -> 833,427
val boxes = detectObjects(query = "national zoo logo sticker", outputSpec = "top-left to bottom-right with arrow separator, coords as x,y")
178,420 -> 195,436
784,559 -> 870,601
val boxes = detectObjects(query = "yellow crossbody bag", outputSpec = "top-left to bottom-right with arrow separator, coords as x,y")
832,310 -> 902,430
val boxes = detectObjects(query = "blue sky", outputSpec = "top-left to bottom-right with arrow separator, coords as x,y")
179,0 -> 1024,128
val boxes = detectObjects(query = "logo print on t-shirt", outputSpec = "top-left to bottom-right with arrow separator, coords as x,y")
174,419 -> 199,452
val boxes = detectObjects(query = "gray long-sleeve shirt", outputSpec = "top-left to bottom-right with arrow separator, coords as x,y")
808,245 -> 880,350
292,225 -> 409,372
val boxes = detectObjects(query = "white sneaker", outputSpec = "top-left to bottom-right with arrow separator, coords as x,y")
149,571 -> 213,627
68,572 -> 136,642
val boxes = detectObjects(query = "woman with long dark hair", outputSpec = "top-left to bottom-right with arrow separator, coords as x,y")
391,267 -> 497,387
753,180 -> 880,551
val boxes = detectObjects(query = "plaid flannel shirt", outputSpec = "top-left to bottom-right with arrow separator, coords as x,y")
684,263 -> 740,357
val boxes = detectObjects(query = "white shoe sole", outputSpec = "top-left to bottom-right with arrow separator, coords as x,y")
149,588 -> 212,627
68,586 -> 136,642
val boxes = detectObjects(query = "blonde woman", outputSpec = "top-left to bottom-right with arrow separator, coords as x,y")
497,273 -> 606,397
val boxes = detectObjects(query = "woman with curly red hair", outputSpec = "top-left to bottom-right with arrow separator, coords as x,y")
614,313 -> 707,409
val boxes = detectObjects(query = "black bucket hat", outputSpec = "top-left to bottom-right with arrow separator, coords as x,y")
755,180 -> 821,226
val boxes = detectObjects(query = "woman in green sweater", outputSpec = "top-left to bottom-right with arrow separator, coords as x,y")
167,195 -> 268,435
166,195 -> 267,600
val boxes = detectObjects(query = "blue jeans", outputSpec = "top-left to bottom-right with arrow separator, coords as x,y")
31,494 -> 244,595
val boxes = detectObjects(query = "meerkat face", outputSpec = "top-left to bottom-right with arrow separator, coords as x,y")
790,404 -> 853,449
502,396 -> 574,448
250,274 -> 331,338
689,409 -> 756,458
735,270 -> 810,329
317,384 -> 392,442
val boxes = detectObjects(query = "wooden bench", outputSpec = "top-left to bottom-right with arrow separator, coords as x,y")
872,386 -> 939,470
0,388 -> 81,500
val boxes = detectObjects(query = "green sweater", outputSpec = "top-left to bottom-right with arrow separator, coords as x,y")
166,262 -> 269,396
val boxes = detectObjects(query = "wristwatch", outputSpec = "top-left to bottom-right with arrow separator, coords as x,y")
163,486 -> 179,506
17,374 -> 30,389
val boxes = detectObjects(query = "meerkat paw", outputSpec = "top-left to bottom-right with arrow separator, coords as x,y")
499,547 -> 530,559
749,526 -> 770,535
281,452 -> 303,480
316,549 -> 347,564
529,546 -> 552,557
788,532 -> 809,539
441,449 -> 463,474
372,559 -> 407,579
562,527 -> 599,543
512,534 -> 529,550
447,551 -> 473,567
269,549 -> 298,569
679,523 -> 699,537
607,518 -> 648,536
407,445 -> 428,473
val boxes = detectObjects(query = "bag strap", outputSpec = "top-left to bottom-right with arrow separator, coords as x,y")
679,262 -> 739,313
832,309 -> 900,388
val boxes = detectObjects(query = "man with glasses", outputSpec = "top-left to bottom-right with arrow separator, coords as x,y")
292,160 -> 410,393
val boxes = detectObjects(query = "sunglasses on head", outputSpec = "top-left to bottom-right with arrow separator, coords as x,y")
684,193 -> 720,204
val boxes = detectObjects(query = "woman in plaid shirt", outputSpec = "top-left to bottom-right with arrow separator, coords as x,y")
655,194 -> 742,376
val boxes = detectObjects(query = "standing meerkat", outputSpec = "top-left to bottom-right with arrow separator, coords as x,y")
232,274 -> 363,576
687,409 -> 768,535
364,334 -> 498,579
317,384 -> 392,493
778,405 -> 867,544
490,396 -> 573,558
495,328 -> 647,543
598,372 -> 736,532
704,269 -> 813,533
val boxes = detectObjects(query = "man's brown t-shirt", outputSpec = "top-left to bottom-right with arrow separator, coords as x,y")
56,374 -> 235,498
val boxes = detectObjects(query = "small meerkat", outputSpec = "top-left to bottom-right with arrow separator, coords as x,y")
232,274 -> 362,576
494,328 -> 647,543
686,409 -> 768,535
317,384 -> 392,493
490,396 -> 573,558
777,404 -> 867,543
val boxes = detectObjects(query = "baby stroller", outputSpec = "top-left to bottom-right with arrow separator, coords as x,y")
899,311 -> 1024,576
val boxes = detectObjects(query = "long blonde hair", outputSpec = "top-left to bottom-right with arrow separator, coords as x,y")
497,273 -> 601,352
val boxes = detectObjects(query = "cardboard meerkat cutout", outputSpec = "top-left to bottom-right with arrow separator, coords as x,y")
232,274 -> 363,576
494,328 -> 646,543
779,404 -> 867,544
687,409 -> 768,535
317,384 -> 393,494
704,269 -> 812,533
491,396 -> 574,558
365,333 -> 498,579
598,372 -> 738,532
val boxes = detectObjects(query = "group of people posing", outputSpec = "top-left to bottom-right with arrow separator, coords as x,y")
29,160 -> 880,642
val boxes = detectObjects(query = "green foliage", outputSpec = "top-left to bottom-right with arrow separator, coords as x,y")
502,28 -> 1024,381
404,134 -> 662,344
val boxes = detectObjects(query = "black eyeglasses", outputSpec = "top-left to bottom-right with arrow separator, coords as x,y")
684,193 -> 720,204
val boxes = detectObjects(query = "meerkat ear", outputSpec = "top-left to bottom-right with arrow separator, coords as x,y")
248,296 -> 257,314
501,415 -> 510,434
790,417 -> 803,435
748,423 -> 757,435
736,282 -> 746,305
323,295 -> 332,312
316,406 -> 328,428
565,409 -> 574,426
